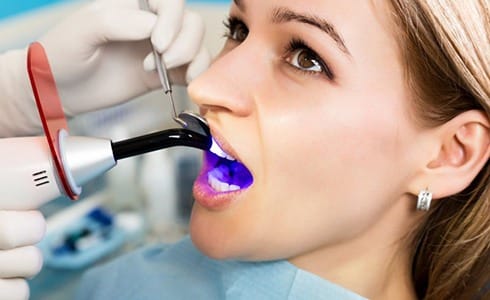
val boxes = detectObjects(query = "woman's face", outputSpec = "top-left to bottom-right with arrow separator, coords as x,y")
188,0 -> 422,261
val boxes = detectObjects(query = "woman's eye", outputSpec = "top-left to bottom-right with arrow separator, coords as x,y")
284,39 -> 334,79
224,17 -> 249,43
287,49 -> 323,73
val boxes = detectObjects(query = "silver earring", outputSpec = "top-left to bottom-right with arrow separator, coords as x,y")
417,189 -> 432,211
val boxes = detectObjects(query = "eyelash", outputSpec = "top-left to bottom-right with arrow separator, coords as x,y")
223,16 -> 334,81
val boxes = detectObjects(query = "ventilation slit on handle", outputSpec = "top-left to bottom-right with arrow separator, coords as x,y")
33,170 -> 50,187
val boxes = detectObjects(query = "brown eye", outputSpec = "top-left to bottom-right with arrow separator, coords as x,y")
297,50 -> 318,69
287,49 -> 323,73
224,17 -> 249,43
232,23 -> 249,42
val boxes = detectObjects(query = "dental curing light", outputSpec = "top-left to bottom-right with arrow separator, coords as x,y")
0,42 -> 210,210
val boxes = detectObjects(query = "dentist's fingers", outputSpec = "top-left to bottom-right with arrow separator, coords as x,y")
0,246 -> 43,278
88,9 -> 157,44
143,10 -> 205,70
143,52 -> 157,72
0,211 -> 46,250
143,45 -> 211,85
148,0 -> 186,52
162,11 -> 205,69
0,279 -> 29,300
186,46 -> 212,83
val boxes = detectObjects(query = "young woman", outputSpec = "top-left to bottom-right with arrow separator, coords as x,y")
77,1 -> 490,299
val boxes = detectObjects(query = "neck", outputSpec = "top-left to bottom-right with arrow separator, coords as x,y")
289,195 -> 419,300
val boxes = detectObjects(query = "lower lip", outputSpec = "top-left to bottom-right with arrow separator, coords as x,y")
192,167 -> 247,211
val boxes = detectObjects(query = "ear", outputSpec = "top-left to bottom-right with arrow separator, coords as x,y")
409,110 -> 490,199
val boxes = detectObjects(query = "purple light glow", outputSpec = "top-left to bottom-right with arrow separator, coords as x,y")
206,152 -> 254,188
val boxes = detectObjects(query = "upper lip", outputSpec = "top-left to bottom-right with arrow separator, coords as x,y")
209,127 -> 242,164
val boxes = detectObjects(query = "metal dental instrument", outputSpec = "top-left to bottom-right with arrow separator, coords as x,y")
153,45 -> 189,128
139,0 -> 188,128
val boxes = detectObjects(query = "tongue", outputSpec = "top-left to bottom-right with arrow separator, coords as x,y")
210,158 -> 253,188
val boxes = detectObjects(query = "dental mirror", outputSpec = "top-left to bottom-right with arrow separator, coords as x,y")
178,111 -> 210,137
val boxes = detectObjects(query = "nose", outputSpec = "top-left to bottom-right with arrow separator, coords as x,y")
187,43 -> 260,117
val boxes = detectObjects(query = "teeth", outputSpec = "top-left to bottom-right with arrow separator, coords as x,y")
210,138 -> 236,161
229,185 -> 240,191
208,173 -> 240,192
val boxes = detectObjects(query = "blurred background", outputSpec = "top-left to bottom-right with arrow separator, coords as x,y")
0,1 -> 229,299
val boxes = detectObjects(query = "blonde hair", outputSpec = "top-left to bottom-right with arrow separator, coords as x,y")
388,0 -> 490,299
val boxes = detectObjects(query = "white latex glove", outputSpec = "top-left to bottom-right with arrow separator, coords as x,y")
0,0 -> 210,137
0,210 -> 46,300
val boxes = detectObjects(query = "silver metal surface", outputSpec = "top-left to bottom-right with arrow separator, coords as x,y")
178,111 -> 210,136
61,135 -> 116,188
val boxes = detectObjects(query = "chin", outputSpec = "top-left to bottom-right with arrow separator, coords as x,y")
188,203 -> 261,261
190,234 -> 231,260
189,211 -> 235,260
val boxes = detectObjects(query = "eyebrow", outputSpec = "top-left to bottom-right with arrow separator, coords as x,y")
232,1 -> 350,56
271,7 -> 351,56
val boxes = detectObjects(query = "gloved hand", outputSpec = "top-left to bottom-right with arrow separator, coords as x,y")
0,0 -> 210,137
0,210 -> 46,300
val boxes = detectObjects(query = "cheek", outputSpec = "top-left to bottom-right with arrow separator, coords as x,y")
264,93 -> 405,186
258,90 -> 413,246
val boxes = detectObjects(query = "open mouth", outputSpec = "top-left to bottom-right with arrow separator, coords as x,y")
205,138 -> 254,193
